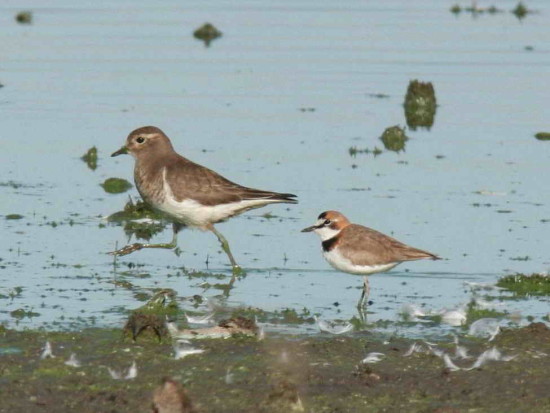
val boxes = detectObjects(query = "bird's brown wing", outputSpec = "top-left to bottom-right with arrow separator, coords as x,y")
338,224 -> 439,266
165,156 -> 297,206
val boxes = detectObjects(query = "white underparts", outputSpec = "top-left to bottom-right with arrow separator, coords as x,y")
158,168 -> 280,228
323,248 -> 399,275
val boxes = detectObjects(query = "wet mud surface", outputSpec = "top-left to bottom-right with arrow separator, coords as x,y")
1,323 -> 548,412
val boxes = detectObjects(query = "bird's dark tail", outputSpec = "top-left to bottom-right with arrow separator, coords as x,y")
270,193 -> 298,204
243,189 -> 298,204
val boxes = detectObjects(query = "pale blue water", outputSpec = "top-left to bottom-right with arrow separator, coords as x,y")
1,0 -> 548,335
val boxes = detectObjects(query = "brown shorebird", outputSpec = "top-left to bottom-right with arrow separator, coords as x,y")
111,126 -> 297,275
302,211 -> 440,308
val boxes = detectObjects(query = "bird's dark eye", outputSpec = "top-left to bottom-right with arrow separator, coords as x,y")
324,219 -> 331,225
136,137 -> 145,143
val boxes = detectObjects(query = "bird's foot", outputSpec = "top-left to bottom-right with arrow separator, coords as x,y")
225,265 -> 245,292
108,243 -> 144,256
232,265 -> 245,276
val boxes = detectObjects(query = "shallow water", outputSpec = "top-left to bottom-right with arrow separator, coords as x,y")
1,0 -> 549,335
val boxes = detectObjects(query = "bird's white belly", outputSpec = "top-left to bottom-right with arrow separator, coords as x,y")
155,168 -> 281,227
323,248 -> 399,275
158,196 -> 268,228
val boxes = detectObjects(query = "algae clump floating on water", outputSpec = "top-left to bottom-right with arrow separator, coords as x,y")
100,177 -> 132,194
512,2 -> 529,19
380,125 -> 409,153
404,79 -> 437,130
534,132 -> 550,141
15,11 -> 32,24
193,23 -> 222,47
450,4 -> 461,14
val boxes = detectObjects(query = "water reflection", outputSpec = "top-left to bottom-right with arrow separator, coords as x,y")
108,198 -> 167,241
449,1 -> 532,20
80,147 -> 98,171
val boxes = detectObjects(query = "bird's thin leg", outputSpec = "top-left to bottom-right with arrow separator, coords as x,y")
207,224 -> 243,277
109,222 -> 182,256
356,276 -> 371,325
356,276 -> 370,309
357,306 -> 367,325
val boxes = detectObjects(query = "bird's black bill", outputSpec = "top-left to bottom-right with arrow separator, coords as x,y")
111,146 -> 128,157
301,225 -> 317,233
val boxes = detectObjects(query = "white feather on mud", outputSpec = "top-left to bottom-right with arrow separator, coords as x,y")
426,343 -> 445,358
108,361 -> 137,380
403,342 -> 424,357
361,352 -> 385,364
225,367 -> 235,385
255,317 -> 266,340
400,303 -> 427,321
315,316 -> 353,335
454,345 -> 471,359
185,312 -> 215,324
40,341 -> 54,359
465,347 -> 516,370
64,353 -> 81,367
439,307 -> 467,326
443,354 -> 462,371
453,335 -> 471,359
468,318 -> 501,341
174,339 -> 205,360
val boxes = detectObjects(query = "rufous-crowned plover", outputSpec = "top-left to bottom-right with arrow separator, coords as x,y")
110,126 -> 297,275
302,211 -> 439,308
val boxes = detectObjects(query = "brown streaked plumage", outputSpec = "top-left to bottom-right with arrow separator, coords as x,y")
110,126 -> 297,276
152,377 -> 194,413
302,210 -> 440,309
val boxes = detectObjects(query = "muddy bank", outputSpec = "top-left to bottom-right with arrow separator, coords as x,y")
0,323 -> 549,412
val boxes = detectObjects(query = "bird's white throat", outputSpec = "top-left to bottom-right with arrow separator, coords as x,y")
314,225 -> 341,241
